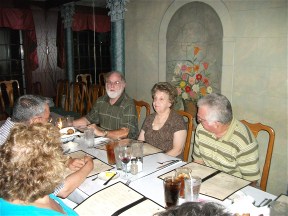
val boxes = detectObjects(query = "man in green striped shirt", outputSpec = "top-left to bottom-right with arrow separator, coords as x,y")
192,93 -> 260,184
74,71 -> 138,139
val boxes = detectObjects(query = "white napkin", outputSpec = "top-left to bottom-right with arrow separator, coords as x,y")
62,141 -> 79,152
227,192 -> 270,216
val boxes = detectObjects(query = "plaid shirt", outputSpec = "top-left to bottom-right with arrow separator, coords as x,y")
86,92 -> 139,139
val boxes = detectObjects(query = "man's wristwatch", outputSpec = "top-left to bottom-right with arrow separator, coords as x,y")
103,130 -> 108,137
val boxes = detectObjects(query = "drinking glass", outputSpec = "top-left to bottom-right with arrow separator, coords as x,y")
118,145 -> 132,178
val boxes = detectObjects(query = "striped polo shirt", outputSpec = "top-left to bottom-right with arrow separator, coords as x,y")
193,117 -> 260,181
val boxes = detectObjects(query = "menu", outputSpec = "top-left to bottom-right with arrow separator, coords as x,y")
270,194 -> 288,215
95,141 -> 163,156
159,162 -> 218,180
74,182 -> 165,215
200,172 -> 250,200
65,150 -> 113,178
158,162 -> 250,201
143,143 -> 163,156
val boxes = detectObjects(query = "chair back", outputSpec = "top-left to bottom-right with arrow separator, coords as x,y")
0,80 -> 21,108
68,82 -> 86,115
55,80 -> 69,110
86,84 -> 100,113
177,110 -> 193,162
76,74 -> 92,86
240,120 -> 275,191
134,100 -> 151,122
98,73 -> 105,86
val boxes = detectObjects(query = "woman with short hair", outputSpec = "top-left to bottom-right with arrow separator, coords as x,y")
138,82 -> 187,158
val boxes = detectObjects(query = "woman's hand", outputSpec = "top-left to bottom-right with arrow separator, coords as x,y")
66,158 -> 85,171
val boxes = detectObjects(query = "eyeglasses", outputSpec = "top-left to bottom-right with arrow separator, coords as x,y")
197,116 -> 208,123
106,81 -> 122,87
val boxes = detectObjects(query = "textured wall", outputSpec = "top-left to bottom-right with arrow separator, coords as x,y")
125,0 -> 287,196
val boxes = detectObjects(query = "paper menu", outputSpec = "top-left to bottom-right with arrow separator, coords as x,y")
158,162 -> 218,180
65,150 -> 113,178
143,143 -> 163,156
158,162 -> 250,201
74,182 -> 164,215
67,150 -> 95,159
200,172 -> 250,200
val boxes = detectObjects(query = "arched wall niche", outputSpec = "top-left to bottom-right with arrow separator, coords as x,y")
159,0 -> 234,99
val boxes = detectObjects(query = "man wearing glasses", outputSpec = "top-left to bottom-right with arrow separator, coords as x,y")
192,93 -> 260,185
0,94 -> 94,199
73,71 -> 138,140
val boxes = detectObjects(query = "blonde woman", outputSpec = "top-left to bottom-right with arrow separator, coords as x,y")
0,123 -> 79,215
138,82 -> 187,158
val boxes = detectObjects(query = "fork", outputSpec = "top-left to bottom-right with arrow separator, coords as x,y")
157,159 -> 178,164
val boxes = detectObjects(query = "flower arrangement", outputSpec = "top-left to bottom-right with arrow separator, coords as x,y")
171,47 -> 213,103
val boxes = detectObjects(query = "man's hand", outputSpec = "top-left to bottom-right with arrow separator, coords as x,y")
67,158 -> 85,171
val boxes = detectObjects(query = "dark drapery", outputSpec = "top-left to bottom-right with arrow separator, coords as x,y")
57,8 -> 111,69
0,8 -> 38,93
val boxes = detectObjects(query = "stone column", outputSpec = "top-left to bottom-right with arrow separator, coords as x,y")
107,0 -> 128,75
61,3 -> 75,83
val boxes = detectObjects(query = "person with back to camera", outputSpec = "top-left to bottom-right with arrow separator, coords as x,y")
0,123 -> 80,215
138,82 -> 187,158
0,94 -> 94,198
192,93 -> 260,185
73,71 -> 139,140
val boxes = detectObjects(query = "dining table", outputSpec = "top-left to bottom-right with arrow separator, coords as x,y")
59,132 -> 278,216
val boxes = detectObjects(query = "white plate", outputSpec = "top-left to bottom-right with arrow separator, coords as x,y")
60,127 -> 76,138
98,171 -> 119,181
60,127 -> 82,143
94,137 -> 110,145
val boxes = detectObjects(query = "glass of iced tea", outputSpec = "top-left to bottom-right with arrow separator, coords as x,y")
175,167 -> 192,198
163,176 -> 181,208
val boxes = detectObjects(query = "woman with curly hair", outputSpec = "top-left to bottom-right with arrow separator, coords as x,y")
0,123 -> 78,215
138,82 -> 187,158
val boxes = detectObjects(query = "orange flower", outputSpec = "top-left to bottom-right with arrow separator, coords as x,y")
194,47 -> 200,55
193,64 -> 200,72
186,66 -> 192,72
200,87 -> 207,96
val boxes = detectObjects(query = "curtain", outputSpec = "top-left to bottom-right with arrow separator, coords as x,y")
57,9 -> 111,69
0,8 -> 38,93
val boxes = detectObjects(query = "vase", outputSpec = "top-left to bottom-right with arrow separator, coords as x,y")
183,100 -> 197,118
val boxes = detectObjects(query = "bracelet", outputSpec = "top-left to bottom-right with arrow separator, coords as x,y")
103,130 -> 108,137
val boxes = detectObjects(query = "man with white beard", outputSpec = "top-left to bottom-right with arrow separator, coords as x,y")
73,71 -> 138,139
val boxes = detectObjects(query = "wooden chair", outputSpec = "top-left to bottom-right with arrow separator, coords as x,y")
240,120 -> 275,191
134,100 -> 151,122
177,110 -> 193,162
55,80 -> 69,110
76,74 -> 92,86
68,82 -> 86,115
0,80 -> 21,108
86,84 -> 100,113
0,90 -> 8,120
98,85 -> 106,97
98,72 -> 106,86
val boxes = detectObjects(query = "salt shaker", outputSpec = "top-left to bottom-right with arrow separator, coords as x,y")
130,159 -> 138,175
